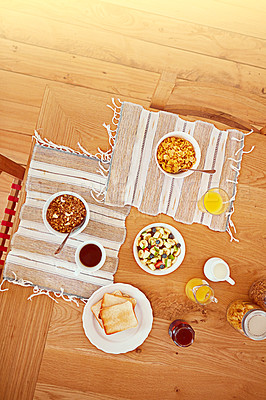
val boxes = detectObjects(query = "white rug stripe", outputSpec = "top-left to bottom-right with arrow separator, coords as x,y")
16,223 -> 120,255
29,160 -> 107,185
6,252 -> 113,284
131,111 -> 159,209
164,118 -> 188,216
125,109 -> 150,204
28,169 -> 104,191
193,126 -> 219,223
26,191 -> 128,220
24,198 -> 125,228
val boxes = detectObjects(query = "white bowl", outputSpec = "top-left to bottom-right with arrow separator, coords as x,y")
42,191 -> 90,238
133,223 -> 186,276
155,131 -> 201,179
75,240 -> 106,274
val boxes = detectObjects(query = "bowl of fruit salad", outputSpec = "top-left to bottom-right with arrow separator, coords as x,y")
133,223 -> 185,275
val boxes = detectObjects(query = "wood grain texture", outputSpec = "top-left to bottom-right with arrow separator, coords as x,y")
1,9 -> 265,98
102,0 -> 266,38
0,1 -> 265,400
2,0 -> 266,68
0,39 -> 159,102
150,71 -> 177,109
0,284 -> 54,400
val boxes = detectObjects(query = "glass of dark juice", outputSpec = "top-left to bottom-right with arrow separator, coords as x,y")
169,319 -> 195,347
75,240 -> 106,274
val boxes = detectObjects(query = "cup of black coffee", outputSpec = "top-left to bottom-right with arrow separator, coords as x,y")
75,240 -> 106,274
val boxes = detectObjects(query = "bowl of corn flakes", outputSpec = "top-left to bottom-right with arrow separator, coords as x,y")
155,132 -> 201,179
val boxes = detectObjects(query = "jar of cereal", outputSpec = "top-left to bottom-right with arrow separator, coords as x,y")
226,300 -> 266,340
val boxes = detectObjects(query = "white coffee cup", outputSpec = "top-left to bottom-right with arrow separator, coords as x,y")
75,240 -> 106,275
203,257 -> 235,285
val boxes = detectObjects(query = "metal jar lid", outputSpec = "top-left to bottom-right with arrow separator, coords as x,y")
242,309 -> 266,340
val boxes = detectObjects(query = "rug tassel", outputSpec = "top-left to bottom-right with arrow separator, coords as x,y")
0,278 -> 8,292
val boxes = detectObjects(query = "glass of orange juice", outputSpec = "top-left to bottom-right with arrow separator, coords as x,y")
185,278 -> 218,305
198,188 -> 229,215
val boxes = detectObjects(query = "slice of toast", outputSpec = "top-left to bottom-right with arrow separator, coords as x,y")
112,290 -> 123,296
91,291 -> 123,328
91,299 -> 104,328
100,300 -> 138,335
101,293 -> 137,308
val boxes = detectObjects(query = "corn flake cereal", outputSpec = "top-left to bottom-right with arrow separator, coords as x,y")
157,136 -> 196,173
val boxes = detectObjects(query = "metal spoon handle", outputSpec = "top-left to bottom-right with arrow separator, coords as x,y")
54,231 -> 72,255
54,219 -> 85,255
179,168 -> 216,174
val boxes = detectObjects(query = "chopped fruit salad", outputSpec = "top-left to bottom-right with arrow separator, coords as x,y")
136,226 -> 181,271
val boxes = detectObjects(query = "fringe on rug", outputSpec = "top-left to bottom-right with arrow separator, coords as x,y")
225,130 -> 255,242
33,130 -> 111,163
0,272 -> 88,306
90,98 -> 122,203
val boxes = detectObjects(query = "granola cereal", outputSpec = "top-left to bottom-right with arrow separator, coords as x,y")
157,136 -> 196,173
46,194 -> 86,233
226,300 -> 257,332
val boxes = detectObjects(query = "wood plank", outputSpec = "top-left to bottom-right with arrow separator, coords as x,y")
37,349 -> 266,400
0,99 -> 39,135
150,70 -> 177,109
34,383 -> 127,400
0,130 -> 32,165
0,40 -> 159,103
103,0 -> 266,39
165,81 -> 266,130
0,73 -> 151,139
2,0 -> 266,68
0,284 -> 54,400
42,290 -> 266,362
0,10 -> 265,99
36,307 -> 266,400
34,85 -> 150,153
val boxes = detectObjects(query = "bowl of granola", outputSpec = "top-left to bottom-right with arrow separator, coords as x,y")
42,191 -> 90,238
155,132 -> 201,179
133,223 -> 185,275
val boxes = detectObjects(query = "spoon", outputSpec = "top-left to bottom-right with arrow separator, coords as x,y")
176,168 -> 216,174
54,219 -> 85,255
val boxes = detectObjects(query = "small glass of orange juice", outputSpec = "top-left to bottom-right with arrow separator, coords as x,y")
185,278 -> 218,305
198,188 -> 229,215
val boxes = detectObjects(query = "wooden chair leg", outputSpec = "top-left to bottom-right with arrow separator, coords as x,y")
0,154 -> 25,180
0,179 -> 22,269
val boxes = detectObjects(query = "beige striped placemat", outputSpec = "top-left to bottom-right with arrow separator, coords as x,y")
3,144 -> 130,301
103,101 -> 249,241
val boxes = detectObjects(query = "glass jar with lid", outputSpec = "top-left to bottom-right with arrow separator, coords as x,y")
249,279 -> 266,311
226,300 -> 266,340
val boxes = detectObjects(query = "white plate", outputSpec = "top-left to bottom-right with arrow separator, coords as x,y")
42,191 -> 90,238
133,223 -> 186,276
155,131 -> 201,179
82,283 -> 153,354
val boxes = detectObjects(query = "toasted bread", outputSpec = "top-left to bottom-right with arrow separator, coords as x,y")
100,300 -> 138,335
112,290 -> 123,296
101,293 -> 137,308
91,299 -> 103,328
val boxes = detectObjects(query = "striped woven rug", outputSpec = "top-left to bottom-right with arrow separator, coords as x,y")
104,101 -> 246,238
3,144 -> 130,300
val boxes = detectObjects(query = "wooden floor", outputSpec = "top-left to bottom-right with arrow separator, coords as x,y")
0,1 -> 266,399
